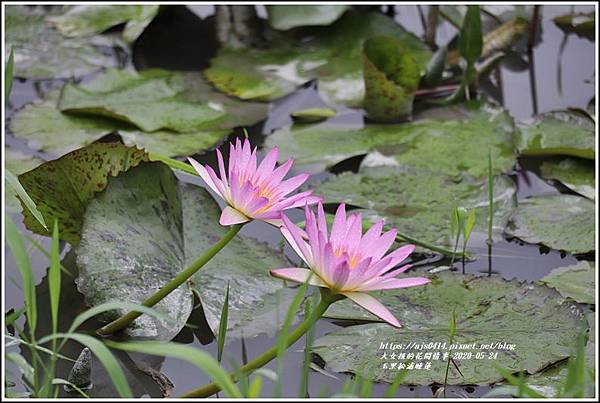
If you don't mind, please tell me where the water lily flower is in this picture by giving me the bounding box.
[188,138,321,226]
[270,202,431,327]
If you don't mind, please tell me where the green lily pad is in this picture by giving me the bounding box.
[5,5,116,79]
[182,183,298,341]
[47,5,160,44]
[17,141,148,244]
[266,5,349,30]
[540,261,595,304]
[313,272,587,385]
[516,110,595,160]
[5,148,45,212]
[313,165,516,251]
[362,36,420,121]
[291,107,337,122]
[268,101,516,179]
[75,162,191,340]
[506,194,595,254]
[539,158,595,200]
[58,69,226,133]
[204,10,431,106]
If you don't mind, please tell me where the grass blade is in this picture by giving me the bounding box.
[107,340,241,398]
[487,149,494,244]
[5,46,14,99]
[6,218,37,336]
[217,281,230,363]
[49,220,61,335]
[561,331,587,397]
[5,307,26,327]
[299,296,314,398]
[384,367,410,397]
[51,378,91,398]
[494,366,544,398]
[147,152,197,176]
[6,170,48,230]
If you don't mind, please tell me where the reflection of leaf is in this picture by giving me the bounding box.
[362,36,420,122]
[5,5,116,79]
[204,10,430,106]
[182,183,298,341]
[268,101,516,179]
[266,5,349,30]
[313,166,516,251]
[313,272,587,385]
[539,158,595,200]
[47,5,160,44]
[75,162,192,340]
[506,195,595,254]
[516,110,595,160]
[18,141,148,244]
[540,261,595,304]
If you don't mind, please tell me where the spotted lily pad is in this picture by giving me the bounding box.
[204,10,430,106]
[18,141,148,244]
[5,5,116,79]
[313,165,516,251]
[313,272,587,385]
[5,148,45,212]
[58,69,226,133]
[266,5,349,30]
[540,261,595,304]
[183,184,297,341]
[539,158,595,200]
[75,162,192,340]
[516,110,595,160]
[506,194,595,254]
[268,101,516,179]
[47,5,160,44]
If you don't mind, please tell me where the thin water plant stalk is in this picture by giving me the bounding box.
[97,223,243,336]
[180,288,343,398]
[442,308,457,397]
[487,149,494,245]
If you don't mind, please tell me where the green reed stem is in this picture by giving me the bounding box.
[97,224,243,336]
[180,289,342,398]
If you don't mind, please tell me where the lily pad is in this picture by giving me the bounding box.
[313,165,516,251]
[58,69,226,133]
[291,107,337,122]
[5,5,116,79]
[540,261,595,304]
[47,5,160,44]
[506,194,595,254]
[268,101,516,179]
[75,162,192,340]
[18,141,148,244]
[182,183,298,341]
[516,110,595,160]
[266,5,349,30]
[204,10,431,106]
[553,12,595,41]
[313,272,587,385]
[539,158,595,200]
[5,148,45,211]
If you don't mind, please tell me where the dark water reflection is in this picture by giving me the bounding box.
[4,4,595,398]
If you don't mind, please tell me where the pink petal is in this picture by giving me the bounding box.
[219,206,251,226]
[367,228,397,262]
[264,159,293,188]
[255,147,279,185]
[370,244,415,277]
[316,202,328,239]
[270,268,327,287]
[281,215,313,265]
[216,148,228,183]
[359,277,431,292]
[330,203,348,247]
[359,220,384,251]
[188,158,222,197]
[275,173,309,197]
[341,292,401,328]
[343,212,363,255]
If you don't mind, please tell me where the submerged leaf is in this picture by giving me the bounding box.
[18,141,148,244]
[5,5,116,79]
[362,36,420,122]
[540,261,595,304]
[266,5,349,30]
[313,272,587,385]
[539,158,595,200]
[47,5,160,44]
[516,110,595,160]
[506,194,595,254]
[204,10,430,106]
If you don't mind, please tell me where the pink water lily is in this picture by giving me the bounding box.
[188,138,321,226]
[271,202,431,328]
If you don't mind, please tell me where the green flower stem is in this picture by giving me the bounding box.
[97,223,244,336]
[180,289,342,398]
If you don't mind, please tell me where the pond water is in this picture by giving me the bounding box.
[4,4,595,398]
